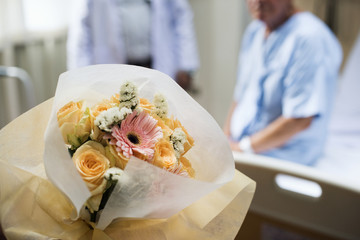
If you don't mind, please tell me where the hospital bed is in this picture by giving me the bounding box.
[234,32,360,240]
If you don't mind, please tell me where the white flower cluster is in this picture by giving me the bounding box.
[153,93,168,119]
[119,81,139,110]
[104,167,124,182]
[95,107,132,132]
[170,128,187,159]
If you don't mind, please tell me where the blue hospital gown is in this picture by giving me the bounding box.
[230,12,343,165]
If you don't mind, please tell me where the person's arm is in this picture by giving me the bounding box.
[230,116,313,153]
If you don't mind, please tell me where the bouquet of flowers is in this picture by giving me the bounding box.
[57,80,197,223]
[0,65,255,239]
[44,65,237,229]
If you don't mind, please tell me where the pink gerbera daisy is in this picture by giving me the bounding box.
[108,110,163,161]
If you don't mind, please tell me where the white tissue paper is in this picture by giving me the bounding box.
[43,64,234,230]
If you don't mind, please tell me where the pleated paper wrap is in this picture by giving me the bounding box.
[0,65,255,239]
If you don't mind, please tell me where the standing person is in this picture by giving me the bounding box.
[67,0,199,91]
[223,0,342,165]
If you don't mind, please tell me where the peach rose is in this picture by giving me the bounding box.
[152,115,173,139]
[90,99,112,141]
[92,101,110,119]
[73,141,110,196]
[57,101,91,148]
[91,94,120,118]
[153,138,177,170]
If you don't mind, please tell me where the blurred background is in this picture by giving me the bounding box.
[0,0,359,128]
[1,1,360,239]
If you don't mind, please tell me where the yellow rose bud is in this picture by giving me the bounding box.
[76,108,91,135]
[57,101,91,148]
[105,144,129,170]
[73,141,110,196]
[90,124,106,144]
[57,101,83,126]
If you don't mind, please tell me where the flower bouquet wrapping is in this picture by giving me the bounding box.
[0,65,255,239]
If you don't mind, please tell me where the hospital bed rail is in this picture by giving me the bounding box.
[233,151,360,240]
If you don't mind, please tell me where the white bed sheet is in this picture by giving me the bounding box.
[314,142,360,186]
[314,31,360,186]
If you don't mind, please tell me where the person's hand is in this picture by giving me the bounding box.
[175,70,192,91]
[223,124,231,138]
[229,140,243,152]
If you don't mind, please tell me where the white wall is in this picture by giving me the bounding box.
[189,0,251,126]
[22,0,72,33]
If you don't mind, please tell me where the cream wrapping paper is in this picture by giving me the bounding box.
[0,65,256,239]
[43,65,236,229]
[0,98,255,239]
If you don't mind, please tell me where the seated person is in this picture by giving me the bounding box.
[223,0,342,165]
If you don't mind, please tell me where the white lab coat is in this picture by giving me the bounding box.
[67,0,199,79]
